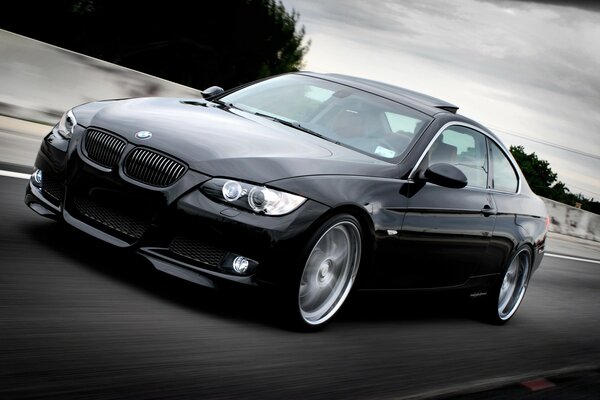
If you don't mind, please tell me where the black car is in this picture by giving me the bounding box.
[25,72,548,328]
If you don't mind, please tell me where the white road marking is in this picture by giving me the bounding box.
[546,253,600,265]
[0,169,30,180]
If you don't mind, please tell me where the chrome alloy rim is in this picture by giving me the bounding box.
[298,221,361,325]
[497,249,531,320]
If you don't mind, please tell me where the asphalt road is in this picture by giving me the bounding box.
[1,174,599,400]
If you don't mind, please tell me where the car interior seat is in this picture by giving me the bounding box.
[429,141,457,164]
[331,109,365,139]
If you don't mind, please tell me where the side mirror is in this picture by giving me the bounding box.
[421,163,467,189]
[201,86,225,99]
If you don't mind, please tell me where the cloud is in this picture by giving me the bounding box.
[283,0,600,199]
[491,0,600,12]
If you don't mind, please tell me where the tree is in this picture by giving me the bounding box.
[509,145,558,199]
[0,0,310,90]
[510,145,599,213]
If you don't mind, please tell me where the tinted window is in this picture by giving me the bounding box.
[220,75,432,163]
[427,126,488,188]
[385,112,425,137]
[490,141,518,192]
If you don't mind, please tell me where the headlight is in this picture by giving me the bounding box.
[56,109,77,139]
[202,178,306,216]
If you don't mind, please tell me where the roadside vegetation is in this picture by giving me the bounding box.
[1,0,309,90]
[511,146,599,213]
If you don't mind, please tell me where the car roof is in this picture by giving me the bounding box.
[298,72,459,117]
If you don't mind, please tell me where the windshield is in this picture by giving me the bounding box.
[218,74,432,163]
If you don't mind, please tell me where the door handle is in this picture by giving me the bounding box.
[481,205,497,216]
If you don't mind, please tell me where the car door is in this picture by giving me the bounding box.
[377,124,497,289]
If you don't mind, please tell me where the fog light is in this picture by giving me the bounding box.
[232,256,249,274]
[32,169,43,185]
[220,254,258,276]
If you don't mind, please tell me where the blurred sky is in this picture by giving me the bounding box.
[281,0,600,200]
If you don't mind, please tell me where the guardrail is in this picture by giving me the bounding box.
[542,198,600,242]
[0,29,202,125]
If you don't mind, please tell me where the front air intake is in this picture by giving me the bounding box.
[124,148,186,187]
[169,236,227,267]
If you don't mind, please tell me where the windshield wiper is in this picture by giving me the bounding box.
[212,99,237,109]
[252,112,337,143]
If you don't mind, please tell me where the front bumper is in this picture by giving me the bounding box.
[25,126,329,289]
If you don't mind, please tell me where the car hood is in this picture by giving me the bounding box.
[78,97,397,183]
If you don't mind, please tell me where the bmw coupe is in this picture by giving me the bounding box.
[25,72,548,328]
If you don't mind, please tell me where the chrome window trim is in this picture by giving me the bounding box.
[408,121,522,195]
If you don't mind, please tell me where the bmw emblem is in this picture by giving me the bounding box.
[135,131,152,140]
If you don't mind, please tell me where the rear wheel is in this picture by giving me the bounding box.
[293,214,362,329]
[478,247,532,324]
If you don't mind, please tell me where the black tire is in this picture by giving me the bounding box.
[284,213,363,330]
[477,246,533,325]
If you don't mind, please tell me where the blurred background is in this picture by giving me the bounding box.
[0,0,598,213]
[1,2,599,399]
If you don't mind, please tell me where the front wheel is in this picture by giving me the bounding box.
[478,247,532,324]
[293,214,362,329]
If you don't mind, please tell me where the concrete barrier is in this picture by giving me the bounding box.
[0,29,202,125]
[543,198,600,242]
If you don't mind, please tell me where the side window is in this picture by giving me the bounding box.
[490,141,519,193]
[427,126,488,188]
